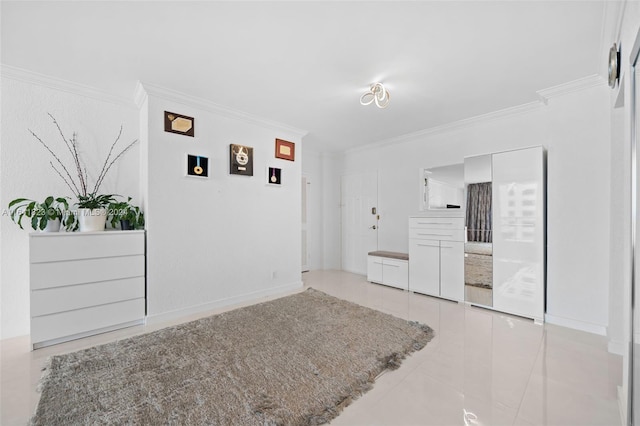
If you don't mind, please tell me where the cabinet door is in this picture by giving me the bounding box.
[383,259,408,290]
[440,241,464,301]
[492,147,544,320]
[409,240,440,296]
[367,256,383,284]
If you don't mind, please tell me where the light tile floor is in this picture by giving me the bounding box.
[0,270,623,425]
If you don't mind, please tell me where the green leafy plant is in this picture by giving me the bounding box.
[108,197,144,230]
[77,193,118,210]
[8,196,77,231]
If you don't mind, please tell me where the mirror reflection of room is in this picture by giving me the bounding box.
[421,163,464,210]
[464,154,493,306]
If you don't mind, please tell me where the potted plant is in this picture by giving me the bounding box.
[76,193,118,232]
[8,196,77,232]
[108,197,144,230]
[27,114,138,232]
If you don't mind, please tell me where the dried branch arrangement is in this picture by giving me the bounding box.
[29,114,138,207]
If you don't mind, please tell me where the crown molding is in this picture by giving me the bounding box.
[135,81,308,138]
[346,74,607,156]
[537,74,607,104]
[133,81,148,109]
[345,101,545,155]
[0,64,135,108]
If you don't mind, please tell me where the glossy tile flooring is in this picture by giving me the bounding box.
[1,270,623,425]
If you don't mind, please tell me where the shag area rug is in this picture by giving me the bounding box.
[32,288,434,425]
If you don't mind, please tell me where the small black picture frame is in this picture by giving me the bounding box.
[267,167,282,185]
[187,154,208,177]
[165,111,195,137]
[230,144,253,176]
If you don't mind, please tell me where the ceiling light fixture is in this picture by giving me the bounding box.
[360,82,390,108]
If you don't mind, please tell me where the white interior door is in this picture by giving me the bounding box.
[341,172,378,275]
[301,174,310,272]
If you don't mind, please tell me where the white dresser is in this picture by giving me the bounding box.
[409,214,465,302]
[29,230,146,349]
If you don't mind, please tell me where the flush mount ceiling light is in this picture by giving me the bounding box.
[360,82,390,108]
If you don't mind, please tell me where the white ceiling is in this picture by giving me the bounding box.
[1,1,607,152]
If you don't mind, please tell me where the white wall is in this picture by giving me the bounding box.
[0,72,140,339]
[138,85,304,320]
[329,84,612,335]
[301,149,323,271]
[341,106,549,254]
[321,152,343,270]
[608,103,627,356]
[545,85,611,333]
[0,73,307,337]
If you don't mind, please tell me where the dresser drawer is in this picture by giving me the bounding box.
[31,255,145,290]
[30,231,145,263]
[31,277,145,317]
[409,217,464,229]
[31,298,145,344]
[409,228,465,241]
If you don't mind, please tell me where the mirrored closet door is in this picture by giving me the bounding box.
[463,147,545,323]
[464,154,493,307]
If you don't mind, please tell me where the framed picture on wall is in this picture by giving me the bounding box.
[164,111,195,137]
[267,167,282,185]
[186,154,208,177]
[230,144,253,176]
[275,139,295,161]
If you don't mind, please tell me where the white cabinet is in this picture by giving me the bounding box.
[367,256,383,283]
[409,215,464,301]
[492,146,545,322]
[30,231,146,349]
[367,251,409,290]
[408,240,440,295]
[440,241,465,300]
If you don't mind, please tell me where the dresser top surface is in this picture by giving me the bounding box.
[410,211,464,218]
[30,230,145,238]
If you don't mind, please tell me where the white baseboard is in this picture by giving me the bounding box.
[146,281,304,325]
[32,319,145,350]
[608,339,625,356]
[544,314,607,336]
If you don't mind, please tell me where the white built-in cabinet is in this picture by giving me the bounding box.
[29,231,146,349]
[367,251,409,290]
[408,215,465,302]
[491,146,545,322]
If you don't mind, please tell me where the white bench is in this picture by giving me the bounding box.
[367,251,409,291]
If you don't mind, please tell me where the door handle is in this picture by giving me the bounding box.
[369,225,377,230]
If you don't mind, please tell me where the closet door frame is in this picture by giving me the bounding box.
[628,25,640,426]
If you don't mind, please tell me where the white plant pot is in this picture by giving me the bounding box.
[77,208,107,232]
[41,218,61,232]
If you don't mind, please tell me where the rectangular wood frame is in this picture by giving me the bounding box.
[275,139,295,161]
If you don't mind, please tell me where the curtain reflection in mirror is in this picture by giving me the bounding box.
[466,182,492,242]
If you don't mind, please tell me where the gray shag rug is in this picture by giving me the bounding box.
[32,288,434,425]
